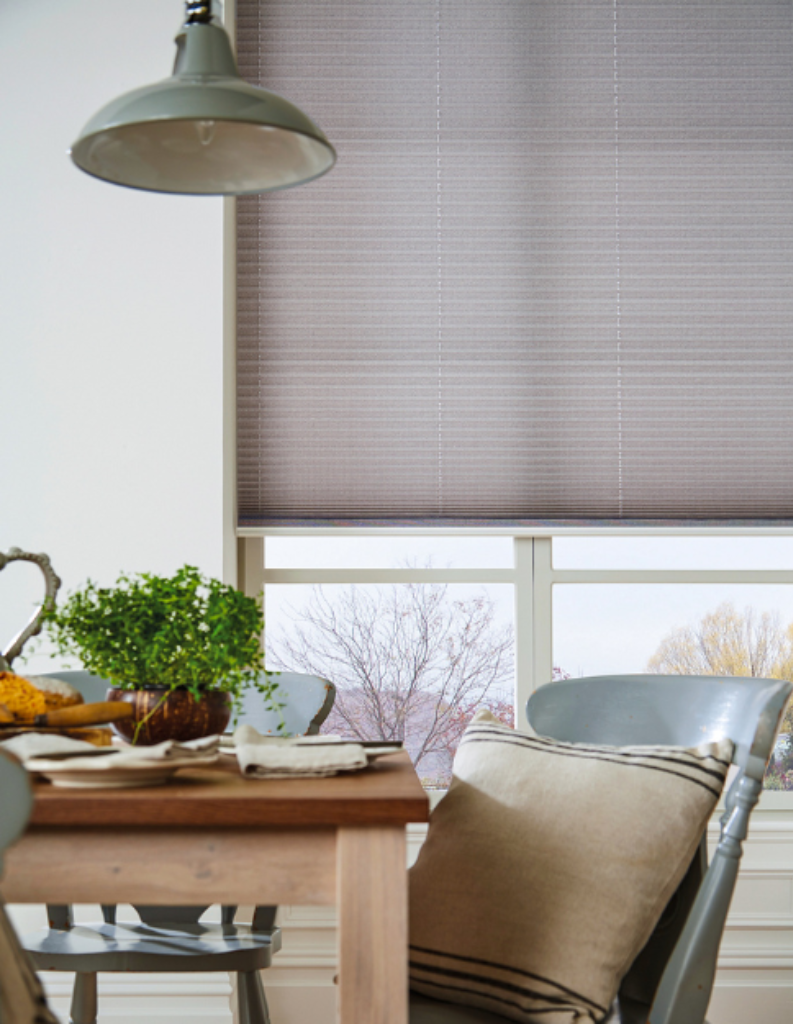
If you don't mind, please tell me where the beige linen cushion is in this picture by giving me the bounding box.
[409,710,733,1023]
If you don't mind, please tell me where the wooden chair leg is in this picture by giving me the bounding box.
[70,973,98,1024]
[237,970,271,1024]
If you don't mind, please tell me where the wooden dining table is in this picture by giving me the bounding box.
[0,750,430,1024]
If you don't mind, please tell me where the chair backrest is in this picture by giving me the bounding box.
[39,670,336,738]
[527,673,791,782]
[0,750,32,875]
[526,674,792,1024]
[0,752,59,1024]
[239,671,336,736]
[38,670,109,705]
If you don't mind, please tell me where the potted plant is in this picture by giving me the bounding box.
[44,565,278,744]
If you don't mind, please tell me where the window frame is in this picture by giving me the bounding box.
[234,530,791,806]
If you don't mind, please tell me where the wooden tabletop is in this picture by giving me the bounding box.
[29,750,430,829]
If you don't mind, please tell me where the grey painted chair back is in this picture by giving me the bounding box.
[0,752,59,1024]
[0,752,32,880]
[527,674,792,1024]
[527,674,790,783]
[38,670,108,705]
[239,671,336,736]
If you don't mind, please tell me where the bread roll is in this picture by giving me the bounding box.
[25,675,85,711]
[0,672,48,718]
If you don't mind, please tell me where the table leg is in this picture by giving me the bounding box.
[337,825,408,1024]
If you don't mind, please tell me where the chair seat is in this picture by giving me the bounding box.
[24,921,281,974]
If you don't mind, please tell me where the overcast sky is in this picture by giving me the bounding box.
[263,536,793,681]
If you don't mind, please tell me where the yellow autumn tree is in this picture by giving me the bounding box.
[647,602,793,735]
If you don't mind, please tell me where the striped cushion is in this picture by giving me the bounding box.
[409,710,732,1023]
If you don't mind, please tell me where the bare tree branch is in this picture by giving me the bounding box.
[268,582,514,777]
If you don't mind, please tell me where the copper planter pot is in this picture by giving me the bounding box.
[107,687,231,745]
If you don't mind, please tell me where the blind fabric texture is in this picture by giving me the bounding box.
[236,0,793,526]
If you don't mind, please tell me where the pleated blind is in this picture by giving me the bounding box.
[236,0,793,527]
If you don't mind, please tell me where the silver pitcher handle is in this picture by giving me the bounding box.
[0,549,62,671]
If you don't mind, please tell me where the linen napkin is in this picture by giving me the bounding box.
[0,733,98,762]
[233,724,368,778]
[0,733,220,771]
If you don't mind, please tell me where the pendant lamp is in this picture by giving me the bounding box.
[70,1,336,196]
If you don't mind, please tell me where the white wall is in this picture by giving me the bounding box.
[1,5,230,1018]
[0,0,225,673]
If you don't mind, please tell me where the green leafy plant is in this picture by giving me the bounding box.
[45,565,278,715]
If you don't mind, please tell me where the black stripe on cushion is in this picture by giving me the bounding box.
[459,733,726,798]
[410,974,587,1020]
[410,945,608,1015]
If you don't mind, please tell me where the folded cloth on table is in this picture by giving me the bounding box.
[0,732,219,770]
[0,733,97,762]
[233,724,368,778]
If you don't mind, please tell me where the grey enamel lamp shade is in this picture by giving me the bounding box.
[70,19,336,196]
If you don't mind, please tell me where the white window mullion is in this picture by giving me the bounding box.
[238,536,264,599]
[532,538,554,697]
[238,536,266,657]
[514,536,534,726]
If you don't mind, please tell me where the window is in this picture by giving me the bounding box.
[249,536,514,786]
[239,534,793,792]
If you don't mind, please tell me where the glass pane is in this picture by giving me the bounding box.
[265,583,514,787]
[265,536,513,570]
[554,536,793,571]
[553,584,793,791]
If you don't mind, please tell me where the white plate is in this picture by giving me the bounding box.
[29,753,220,789]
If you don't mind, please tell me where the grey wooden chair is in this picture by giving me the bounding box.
[21,670,335,1024]
[0,751,31,878]
[410,673,792,1024]
[0,749,59,1024]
